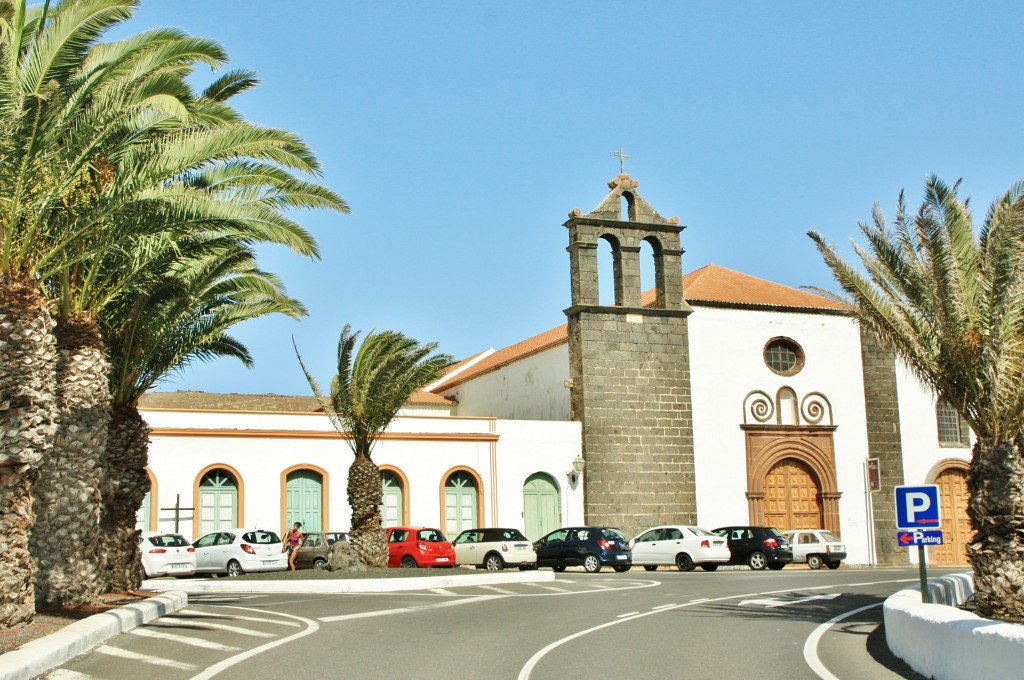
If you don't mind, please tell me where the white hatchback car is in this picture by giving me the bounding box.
[780,529,846,569]
[192,528,288,577]
[139,532,196,578]
[452,527,537,571]
[630,525,731,571]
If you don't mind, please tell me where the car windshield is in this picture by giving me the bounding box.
[766,528,785,540]
[418,529,446,542]
[600,528,626,540]
[689,527,717,537]
[242,531,280,544]
[820,531,842,542]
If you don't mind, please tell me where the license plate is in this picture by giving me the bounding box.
[435,557,450,562]
[616,554,627,560]
[261,560,277,566]
[169,563,189,570]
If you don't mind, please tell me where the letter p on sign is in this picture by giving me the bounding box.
[895,485,942,530]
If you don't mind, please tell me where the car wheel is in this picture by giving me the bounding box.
[484,553,504,572]
[767,563,786,570]
[583,554,602,573]
[807,554,823,570]
[552,565,566,572]
[700,564,718,572]
[826,561,841,570]
[612,564,631,573]
[675,553,695,572]
[313,557,328,571]
[643,565,658,572]
[747,552,768,570]
[226,560,244,577]
[401,556,418,568]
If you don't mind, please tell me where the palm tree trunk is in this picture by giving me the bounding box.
[966,438,1024,621]
[347,453,387,568]
[0,277,58,627]
[30,315,109,607]
[102,403,150,592]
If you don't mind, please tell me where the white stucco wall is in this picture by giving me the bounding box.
[141,408,581,542]
[444,344,571,421]
[687,306,875,564]
[894,360,972,485]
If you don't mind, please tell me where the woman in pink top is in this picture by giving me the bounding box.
[286,521,303,570]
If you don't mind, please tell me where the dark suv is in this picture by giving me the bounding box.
[711,526,793,570]
[534,526,632,573]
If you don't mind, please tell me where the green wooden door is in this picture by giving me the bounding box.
[381,471,403,528]
[199,469,237,535]
[444,472,477,537]
[286,469,323,531]
[523,473,560,540]
[137,489,151,531]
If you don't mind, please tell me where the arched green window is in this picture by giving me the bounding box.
[523,473,560,540]
[286,469,323,531]
[198,469,238,534]
[380,471,404,527]
[444,471,477,537]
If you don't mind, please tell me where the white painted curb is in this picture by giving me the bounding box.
[884,572,1024,680]
[0,591,188,680]
[150,569,555,594]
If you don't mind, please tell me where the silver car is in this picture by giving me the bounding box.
[780,529,846,569]
[192,528,288,577]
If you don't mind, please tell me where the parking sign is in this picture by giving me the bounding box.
[895,485,941,530]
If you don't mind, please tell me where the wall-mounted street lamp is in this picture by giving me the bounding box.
[567,454,586,485]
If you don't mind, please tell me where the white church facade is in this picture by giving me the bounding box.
[138,174,973,567]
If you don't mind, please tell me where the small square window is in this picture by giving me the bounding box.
[936,399,970,447]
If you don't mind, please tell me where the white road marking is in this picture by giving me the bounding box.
[45,670,92,679]
[430,588,458,595]
[653,603,678,610]
[585,583,613,589]
[186,607,319,680]
[156,617,276,638]
[95,645,197,670]
[129,627,240,651]
[479,585,519,595]
[803,602,882,680]
[318,594,504,623]
[518,577,919,679]
[175,610,301,627]
[617,612,640,618]
[739,594,839,608]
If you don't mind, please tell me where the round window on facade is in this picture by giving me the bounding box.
[764,337,804,376]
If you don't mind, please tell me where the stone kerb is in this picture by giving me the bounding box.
[883,573,1024,680]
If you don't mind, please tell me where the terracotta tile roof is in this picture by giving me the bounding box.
[432,325,569,392]
[139,389,451,413]
[433,264,848,391]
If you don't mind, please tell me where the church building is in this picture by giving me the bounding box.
[138,173,973,567]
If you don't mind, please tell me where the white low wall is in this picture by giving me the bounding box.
[884,573,1024,679]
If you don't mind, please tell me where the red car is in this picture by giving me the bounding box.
[386,526,456,568]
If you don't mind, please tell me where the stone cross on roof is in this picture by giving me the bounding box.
[614,148,630,174]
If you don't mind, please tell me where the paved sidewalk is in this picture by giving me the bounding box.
[0,570,553,680]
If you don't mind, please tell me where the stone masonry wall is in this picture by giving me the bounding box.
[860,326,907,566]
[569,310,697,539]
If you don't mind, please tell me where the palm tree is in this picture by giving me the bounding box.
[101,236,310,590]
[296,326,452,567]
[808,175,1024,620]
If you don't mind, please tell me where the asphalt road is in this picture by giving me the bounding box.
[45,566,950,680]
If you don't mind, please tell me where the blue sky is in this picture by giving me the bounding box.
[127,1,1023,396]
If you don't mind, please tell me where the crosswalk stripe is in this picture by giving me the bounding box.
[95,645,197,670]
[478,585,518,595]
[45,670,92,679]
[429,588,457,596]
[129,627,240,651]
[175,609,301,627]
[155,618,276,638]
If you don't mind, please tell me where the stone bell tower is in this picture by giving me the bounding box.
[564,172,697,537]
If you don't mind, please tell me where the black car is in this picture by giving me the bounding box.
[711,525,793,570]
[533,526,632,573]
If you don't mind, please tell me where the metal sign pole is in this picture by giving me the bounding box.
[918,544,930,604]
